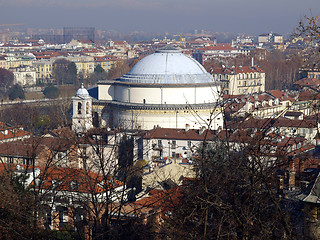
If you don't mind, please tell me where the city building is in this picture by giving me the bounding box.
[211,65,265,95]
[84,46,223,131]
[11,65,37,86]
[193,44,241,64]
[32,59,54,84]
[258,33,283,44]
[94,56,119,73]
[63,27,95,43]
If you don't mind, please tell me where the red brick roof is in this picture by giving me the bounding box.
[0,122,30,142]
[294,78,320,87]
[298,90,320,101]
[211,66,264,74]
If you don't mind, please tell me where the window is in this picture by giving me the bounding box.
[70,181,78,190]
[57,153,63,161]
[86,101,89,114]
[78,102,82,114]
[158,140,162,148]
[172,140,177,149]
[188,141,192,148]
[24,158,33,165]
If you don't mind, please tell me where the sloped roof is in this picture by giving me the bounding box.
[298,169,320,203]
[142,127,216,141]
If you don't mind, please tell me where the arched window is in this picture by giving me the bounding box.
[78,102,82,114]
[86,101,89,114]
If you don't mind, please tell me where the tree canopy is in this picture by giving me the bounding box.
[0,68,14,99]
[43,85,60,99]
[8,84,25,100]
[53,59,78,85]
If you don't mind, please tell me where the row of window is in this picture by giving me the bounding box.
[157,140,192,148]
[238,80,261,87]
[238,73,260,79]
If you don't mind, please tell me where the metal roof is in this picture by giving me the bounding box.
[119,47,214,84]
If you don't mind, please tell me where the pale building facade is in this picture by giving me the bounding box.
[92,46,223,131]
[11,65,37,86]
[72,84,93,133]
[211,66,265,95]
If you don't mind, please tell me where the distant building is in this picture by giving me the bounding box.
[31,34,64,44]
[32,59,54,84]
[193,44,241,64]
[11,65,37,86]
[299,67,320,80]
[211,65,265,95]
[258,33,283,44]
[63,27,95,44]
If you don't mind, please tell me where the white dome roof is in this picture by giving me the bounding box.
[119,46,213,84]
[76,83,90,98]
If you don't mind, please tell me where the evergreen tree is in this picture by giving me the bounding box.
[8,84,25,100]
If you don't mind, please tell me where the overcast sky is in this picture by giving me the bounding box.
[0,0,320,35]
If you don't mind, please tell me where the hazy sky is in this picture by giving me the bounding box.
[0,0,320,35]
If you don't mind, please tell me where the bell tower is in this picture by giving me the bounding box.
[72,83,93,133]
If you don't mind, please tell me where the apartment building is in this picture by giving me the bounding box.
[211,65,265,95]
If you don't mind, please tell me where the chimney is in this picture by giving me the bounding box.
[185,124,190,132]
[251,57,254,67]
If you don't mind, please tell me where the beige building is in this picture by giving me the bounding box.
[211,66,265,95]
[258,33,283,44]
[53,55,95,78]
[11,65,37,86]
[32,59,54,84]
[0,52,35,70]
[94,56,119,73]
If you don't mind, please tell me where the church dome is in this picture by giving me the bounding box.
[119,46,213,84]
[76,83,90,98]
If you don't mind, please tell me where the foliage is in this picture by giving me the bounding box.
[8,84,25,100]
[0,171,45,239]
[43,85,61,99]
[0,68,14,99]
[164,137,295,239]
[204,50,302,90]
[53,59,78,85]
[107,59,139,80]
[295,11,320,43]
[85,69,108,86]
[94,64,105,73]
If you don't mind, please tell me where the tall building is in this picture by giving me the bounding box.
[63,27,95,43]
[85,46,223,131]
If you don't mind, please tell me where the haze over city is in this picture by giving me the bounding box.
[1,0,320,34]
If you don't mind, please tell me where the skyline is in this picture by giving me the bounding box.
[0,0,320,35]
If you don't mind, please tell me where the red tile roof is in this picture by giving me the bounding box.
[142,128,216,141]
[197,45,237,51]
